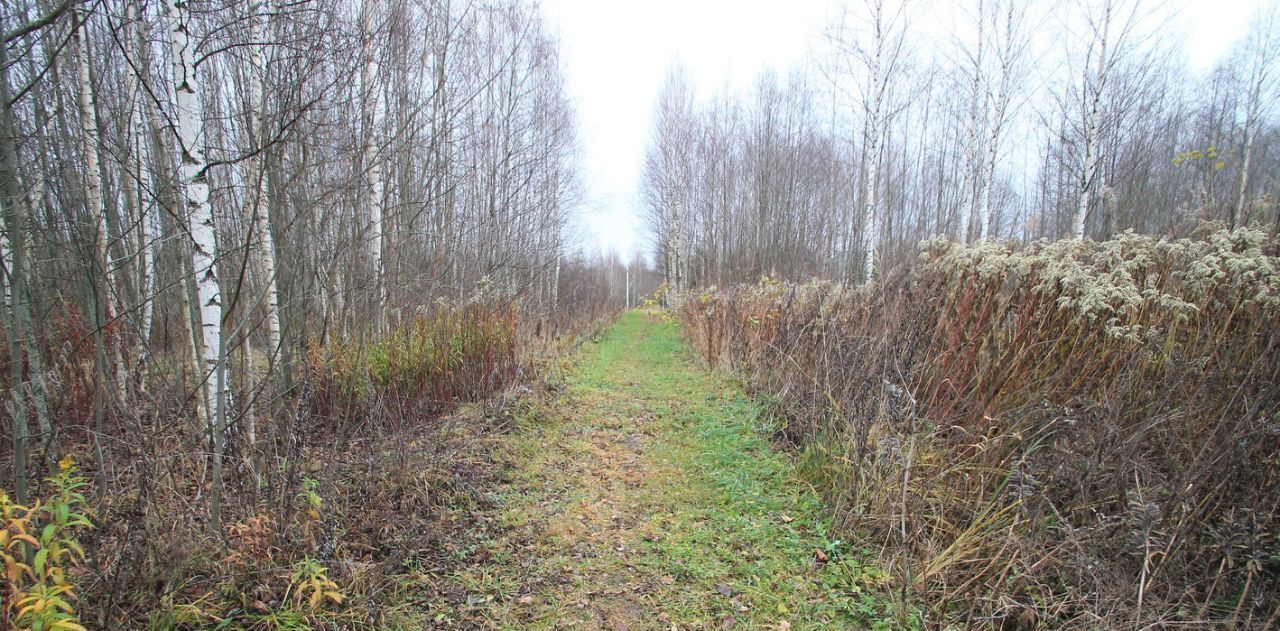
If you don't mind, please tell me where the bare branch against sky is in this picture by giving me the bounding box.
[542,0,1270,262]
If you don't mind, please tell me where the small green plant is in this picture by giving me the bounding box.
[1,456,94,631]
[286,556,344,611]
[296,477,323,522]
[295,478,325,550]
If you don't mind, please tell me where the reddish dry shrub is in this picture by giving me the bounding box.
[28,299,611,627]
[304,302,519,434]
[683,227,1280,628]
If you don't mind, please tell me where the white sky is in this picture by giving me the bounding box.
[541,0,1268,263]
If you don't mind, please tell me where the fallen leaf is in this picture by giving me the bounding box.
[814,548,828,563]
[721,615,738,629]
[714,583,734,597]
[517,595,534,605]
[660,576,675,585]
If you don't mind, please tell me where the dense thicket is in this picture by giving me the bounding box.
[682,228,1280,628]
[645,0,1280,294]
[0,0,618,625]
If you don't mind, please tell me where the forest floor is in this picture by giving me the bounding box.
[413,310,910,630]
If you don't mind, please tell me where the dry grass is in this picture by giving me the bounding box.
[681,227,1280,629]
[0,298,613,628]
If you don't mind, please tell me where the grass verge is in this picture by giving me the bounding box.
[423,310,914,630]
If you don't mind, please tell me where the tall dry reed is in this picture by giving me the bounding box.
[683,227,1280,628]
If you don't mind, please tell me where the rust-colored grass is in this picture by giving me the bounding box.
[681,227,1280,629]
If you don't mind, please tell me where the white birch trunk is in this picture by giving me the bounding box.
[666,173,686,308]
[360,0,386,325]
[958,0,985,244]
[978,55,1011,242]
[1233,7,1276,228]
[75,8,127,394]
[1,203,9,310]
[977,129,998,241]
[1074,0,1111,241]
[125,0,156,389]
[1234,57,1265,228]
[169,0,226,444]
[861,137,878,284]
[552,236,561,311]
[243,0,282,454]
[1074,113,1099,241]
[862,51,884,284]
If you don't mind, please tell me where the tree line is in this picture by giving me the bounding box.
[645,0,1280,298]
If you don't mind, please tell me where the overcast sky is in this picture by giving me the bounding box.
[540,0,1268,264]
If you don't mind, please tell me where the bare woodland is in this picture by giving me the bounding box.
[0,0,644,625]
[1,0,1278,627]
[645,0,1279,294]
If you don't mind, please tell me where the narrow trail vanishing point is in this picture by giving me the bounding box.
[432,310,909,630]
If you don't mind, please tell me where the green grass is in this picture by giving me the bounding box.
[431,310,916,629]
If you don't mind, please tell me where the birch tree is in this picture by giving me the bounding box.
[242,0,282,456]
[644,67,696,306]
[956,0,986,244]
[168,0,229,526]
[360,0,386,328]
[123,0,157,392]
[0,12,31,503]
[830,0,912,282]
[74,3,129,412]
[1067,0,1147,240]
[975,0,1031,241]
[1231,3,1279,228]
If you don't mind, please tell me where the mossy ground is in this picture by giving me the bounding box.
[412,310,913,629]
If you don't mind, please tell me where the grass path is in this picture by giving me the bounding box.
[433,311,909,630]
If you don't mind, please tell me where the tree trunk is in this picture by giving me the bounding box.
[245,0,282,460]
[169,0,228,529]
[360,0,386,329]
[1074,0,1111,241]
[75,7,128,412]
[0,33,31,503]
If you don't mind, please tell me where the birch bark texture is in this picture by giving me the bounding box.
[168,0,227,434]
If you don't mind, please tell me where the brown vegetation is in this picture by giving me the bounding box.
[681,227,1280,628]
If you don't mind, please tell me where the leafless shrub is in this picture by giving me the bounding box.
[683,227,1280,628]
